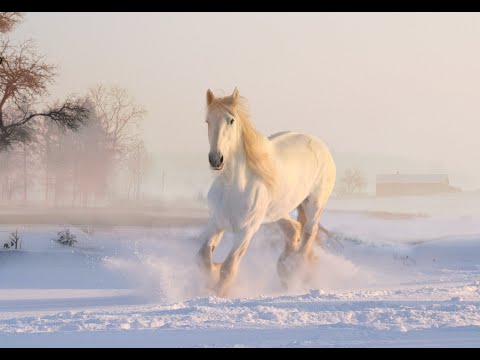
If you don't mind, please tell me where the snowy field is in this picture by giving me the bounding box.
[0,198,479,347]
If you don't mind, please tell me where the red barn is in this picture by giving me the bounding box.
[376,174,460,197]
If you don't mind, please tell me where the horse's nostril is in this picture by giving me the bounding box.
[209,153,223,168]
[208,153,216,165]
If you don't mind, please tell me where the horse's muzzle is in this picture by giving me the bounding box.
[209,152,224,170]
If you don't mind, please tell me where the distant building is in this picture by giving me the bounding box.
[376,173,460,197]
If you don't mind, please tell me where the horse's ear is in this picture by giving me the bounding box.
[207,89,215,106]
[232,87,239,100]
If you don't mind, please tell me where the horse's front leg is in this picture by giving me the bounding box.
[215,227,257,297]
[196,221,225,287]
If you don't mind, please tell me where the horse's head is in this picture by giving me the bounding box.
[205,87,242,171]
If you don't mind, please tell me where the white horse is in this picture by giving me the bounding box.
[197,88,336,297]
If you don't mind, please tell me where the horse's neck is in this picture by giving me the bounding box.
[220,145,250,191]
[220,131,270,193]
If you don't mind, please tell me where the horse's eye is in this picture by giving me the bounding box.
[230,118,235,125]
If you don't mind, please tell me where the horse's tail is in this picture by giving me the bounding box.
[317,224,343,249]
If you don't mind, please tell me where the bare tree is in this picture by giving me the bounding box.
[87,85,146,160]
[69,100,109,206]
[125,140,151,201]
[0,12,23,33]
[34,118,55,202]
[0,149,20,201]
[39,121,72,206]
[0,36,89,151]
[336,168,367,197]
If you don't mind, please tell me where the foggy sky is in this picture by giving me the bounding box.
[12,13,480,191]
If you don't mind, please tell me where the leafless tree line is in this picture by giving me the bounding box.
[0,13,150,206]
[0,85,150,206]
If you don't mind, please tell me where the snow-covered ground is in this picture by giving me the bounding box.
[0,200,479,347]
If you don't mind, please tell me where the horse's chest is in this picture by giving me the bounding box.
[208,183,268,231]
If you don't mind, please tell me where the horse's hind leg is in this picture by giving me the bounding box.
[298,195,328,264]
[297,204,307,229]
[299,203,330,247]
[276,216,302,288]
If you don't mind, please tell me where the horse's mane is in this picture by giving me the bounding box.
[209,96,277,193]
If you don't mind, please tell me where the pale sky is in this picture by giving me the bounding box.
[11,12,480,192]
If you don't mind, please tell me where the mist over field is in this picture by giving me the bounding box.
[6,12,480,199]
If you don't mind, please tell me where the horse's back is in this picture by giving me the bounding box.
[268,131,333,163]
[269,130,324,145]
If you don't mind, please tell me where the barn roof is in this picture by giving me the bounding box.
[376,174,449,184]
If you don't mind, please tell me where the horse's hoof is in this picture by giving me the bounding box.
[214,283,229,298]
[308,252,319,265]
[279,278,289,291]
[196,260,222,291]
[277,252,304,289]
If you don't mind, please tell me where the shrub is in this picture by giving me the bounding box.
[56,227,77,246]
